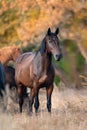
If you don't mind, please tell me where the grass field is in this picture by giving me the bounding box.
[0,84,87,130]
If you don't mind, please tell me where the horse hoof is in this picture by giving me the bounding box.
[19,107,22,113]
[20,110,22,113]
[48,109,51,113]
[35,109,38,114]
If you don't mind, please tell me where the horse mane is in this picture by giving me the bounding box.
[38,37,46,55]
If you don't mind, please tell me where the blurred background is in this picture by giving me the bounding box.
[0,1,87,130]
[0,0,87,88]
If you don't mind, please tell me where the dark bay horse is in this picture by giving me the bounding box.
[15,28,62,113]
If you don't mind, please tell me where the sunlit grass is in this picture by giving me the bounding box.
[0,86,87,130]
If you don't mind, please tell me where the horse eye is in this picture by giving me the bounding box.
[49,40,52,43]
[49,39,54,44]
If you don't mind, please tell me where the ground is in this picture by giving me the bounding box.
[0,84,87,130]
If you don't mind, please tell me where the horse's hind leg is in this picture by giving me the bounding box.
[34,89,39,113]
[18,84,24,113]
[46,85,54,112]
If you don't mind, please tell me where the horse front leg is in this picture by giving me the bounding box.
[18,84,24,113]
[29,88,35,114]
[46,84,54,112]
[34,88,40,113]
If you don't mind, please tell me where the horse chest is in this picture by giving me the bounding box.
[39,67,55,88]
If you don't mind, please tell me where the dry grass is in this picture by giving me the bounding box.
[0,85,87,130]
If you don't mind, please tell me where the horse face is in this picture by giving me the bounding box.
[12,45,22,61]
[46,28,62,61]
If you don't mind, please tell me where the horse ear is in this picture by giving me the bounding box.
[47,28,51,35]
[40,39,46,55]
[55,28,59,35]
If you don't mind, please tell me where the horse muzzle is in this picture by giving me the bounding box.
[54,54,62,61]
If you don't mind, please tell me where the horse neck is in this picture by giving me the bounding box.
[39,37,52,73]
[41,52,52,73]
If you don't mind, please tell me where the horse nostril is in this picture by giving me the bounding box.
[56,54,59,58]
[56,54,62,61]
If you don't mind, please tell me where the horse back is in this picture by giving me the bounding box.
[15,52,35,87]
[16,52,35,64]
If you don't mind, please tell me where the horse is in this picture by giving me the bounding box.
[0,62,5,97]
[15,28,62,114]
[0,45,22,66]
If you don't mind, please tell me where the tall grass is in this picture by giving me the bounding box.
[0,85,87,130]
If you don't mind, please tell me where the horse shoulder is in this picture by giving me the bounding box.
[16,52,35,64]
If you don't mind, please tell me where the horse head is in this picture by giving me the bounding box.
[11,45,22,61]
[40,28,62,61]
